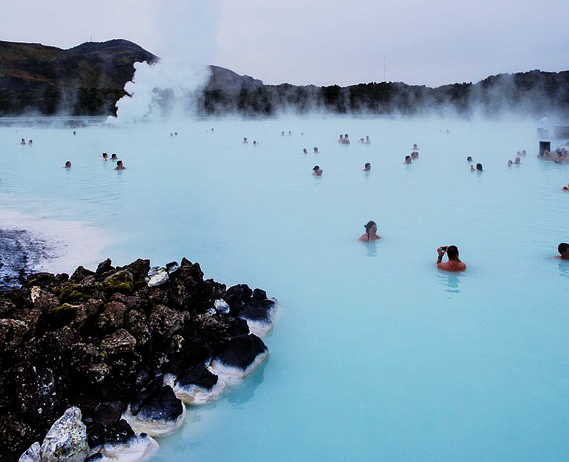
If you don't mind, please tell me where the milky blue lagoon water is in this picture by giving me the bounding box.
[1,115,569,461]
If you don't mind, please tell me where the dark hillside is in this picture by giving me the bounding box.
[0,39,568,118]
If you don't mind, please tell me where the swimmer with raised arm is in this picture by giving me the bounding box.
[557,243,569,260]
[359,221,381,241]
[436,245,466,271]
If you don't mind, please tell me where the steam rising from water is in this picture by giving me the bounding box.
[113,1,221,123]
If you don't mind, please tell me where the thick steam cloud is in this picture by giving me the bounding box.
[113,1,221,123]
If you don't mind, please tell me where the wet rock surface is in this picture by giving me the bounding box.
[0,257,275,461]
[0,229,52,291]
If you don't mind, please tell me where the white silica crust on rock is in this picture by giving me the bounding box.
[241,298,279,338]
[121,404,186,438]
[39,406,89,462]
[214,299,230,314]
[87,433,159,461]
[210,350,269,384]
[173,375,227,405]
[18,442,41,462]
[145,267,169,287]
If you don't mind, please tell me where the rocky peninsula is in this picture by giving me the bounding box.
[0,257,277,461]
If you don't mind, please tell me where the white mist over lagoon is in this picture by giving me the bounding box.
[1,115,569,461]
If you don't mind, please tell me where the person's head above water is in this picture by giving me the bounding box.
[359,220,380,241]
[364,220,376,233]
[312,165,322,175]
[476,163,483,171]
[467,156,473,162]
[364,162,371,171]
[558,242,569,259]
[64,161,71,168]
[446,245,459,260]
[405,155,412,164]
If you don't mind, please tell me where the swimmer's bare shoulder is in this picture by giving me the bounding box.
[437,261,466,271]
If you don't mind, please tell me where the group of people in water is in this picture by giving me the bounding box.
[404,144,420,164]
[357,220,466,271]
[543,146,569,163]
[63,152,125,170]
[102,152,126,170]
[358,220,568,271]
[64,155,125,170]
[338,133,372,145]
[18,137,126,170]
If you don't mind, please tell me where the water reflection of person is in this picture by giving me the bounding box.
[558,260,569,279]
[438,272,461,293]
[359,221,380,241]
[364,240,378,257]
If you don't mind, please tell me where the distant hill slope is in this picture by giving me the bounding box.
[0,40,264,115]
[0,39,158,90]
[0,39,568,118]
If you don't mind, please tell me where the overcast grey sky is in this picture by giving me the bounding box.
[2,0,568,87]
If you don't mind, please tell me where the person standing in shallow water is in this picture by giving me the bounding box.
[436,245,466,271]
[359,221,380,241]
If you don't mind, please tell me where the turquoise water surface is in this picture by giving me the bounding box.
[1,115,568,461]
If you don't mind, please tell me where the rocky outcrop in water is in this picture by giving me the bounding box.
[0,257,277,461]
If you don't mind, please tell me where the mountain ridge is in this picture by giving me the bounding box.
[0,39,568,118]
